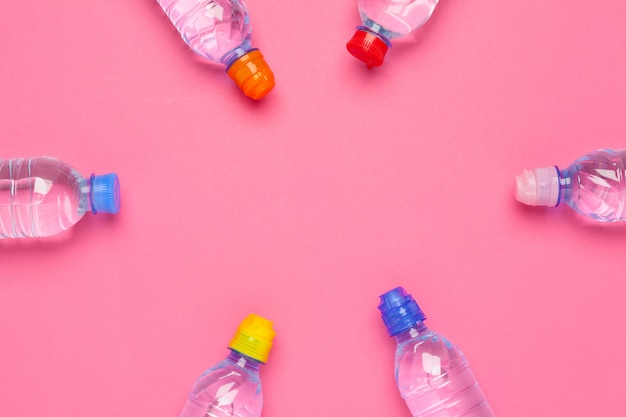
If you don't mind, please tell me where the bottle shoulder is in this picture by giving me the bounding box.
[563,149,626,221]
[194,358,261,389]
[185,357,264,417]
[395,329,468,394]
[396,329,465,362]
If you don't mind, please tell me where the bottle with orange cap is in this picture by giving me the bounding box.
[179,314,275,417]
[346,0,439,69]
[156,0,275,100]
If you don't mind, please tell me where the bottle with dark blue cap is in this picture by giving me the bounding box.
[0,156,121,238]
[378,287,495,417]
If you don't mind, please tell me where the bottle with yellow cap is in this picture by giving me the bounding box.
[179,314,275,417]
[156,0,275,100]
[346,0,439,69]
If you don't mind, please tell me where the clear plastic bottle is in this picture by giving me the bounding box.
[515,148,626,222]
[346,0,439,68]
[180,314,275,417]
[156,0,274,100]
[0,157,120,239]
[378,287,495,417]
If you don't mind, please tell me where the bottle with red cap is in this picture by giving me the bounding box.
[346,0,439,68]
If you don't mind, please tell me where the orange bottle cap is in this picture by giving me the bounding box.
[227,50,275,100]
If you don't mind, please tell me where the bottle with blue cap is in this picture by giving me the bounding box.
[378,287,495,417]
[0,156,120,239]
[180,314,275,417]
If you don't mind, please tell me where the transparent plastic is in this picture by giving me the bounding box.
[0,157,120,239]
[358,0,439,40]
[558,149,626,222]
[394,324,495,417]
[180,351,264,417]
[156,0,252,66]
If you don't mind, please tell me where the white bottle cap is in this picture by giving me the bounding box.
[515,166,560,207]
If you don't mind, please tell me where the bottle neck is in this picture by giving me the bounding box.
[556,167,572,206]
[226,349,263,371]
[393,321,428,343]
[222,43,254,69]
[356,24,391,48]
[85,176,97,214]
[356,22,393,45]
[77,182,90,215]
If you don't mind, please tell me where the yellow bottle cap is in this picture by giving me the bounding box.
[228,314,275,363]
[227,50,275,100]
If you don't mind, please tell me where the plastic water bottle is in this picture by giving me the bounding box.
[180,314,275,417]
[515,148,626,222]
[156,0,274,100]
[378,287,495,417]
[346,0,439,68]
[0,157,120,239]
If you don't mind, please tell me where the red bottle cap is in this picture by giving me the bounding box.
[346,29,389,69]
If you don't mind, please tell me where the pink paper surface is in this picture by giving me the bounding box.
[2,1,626,416]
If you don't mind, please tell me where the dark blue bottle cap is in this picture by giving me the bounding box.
[378,287,426,336]
[90,173,121,214]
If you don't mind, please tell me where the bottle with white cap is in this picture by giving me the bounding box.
[515,148,626,222]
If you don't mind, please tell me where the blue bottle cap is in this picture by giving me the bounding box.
[90,173,121,214]
[378,287,426,336]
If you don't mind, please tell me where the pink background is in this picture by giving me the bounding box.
[2,0,626,416]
